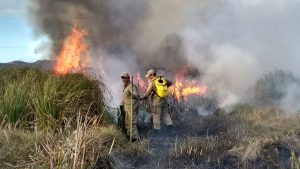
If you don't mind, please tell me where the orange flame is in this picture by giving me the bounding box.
[135,72,207,101]
[136,72,147,93]
[54,24,89,75]
[169,75,207,101]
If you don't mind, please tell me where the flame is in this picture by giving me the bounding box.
[135,72,147,93]
[53,24,89,75]
[169,75,207,101]
[135,71,207,101]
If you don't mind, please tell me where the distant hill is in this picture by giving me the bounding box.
[0,60,54,70]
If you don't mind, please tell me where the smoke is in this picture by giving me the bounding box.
[180,0,300,110]
[28,0,300,111]
[280,83,300,113]
[28,0,189,70]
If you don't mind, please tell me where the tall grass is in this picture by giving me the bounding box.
[0,67,150,168]
[0,68,111,129]
[0,114,149,168]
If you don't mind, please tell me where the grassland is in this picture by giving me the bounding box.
[0,68,299,168]
[0,68,149,168]
[170,105,300,168]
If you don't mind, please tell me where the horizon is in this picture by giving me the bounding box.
[0,0,45,63]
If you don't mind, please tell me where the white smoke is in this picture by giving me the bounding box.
[280,83,300,113]
[97,0,300,110]
[90,49,141,106]
[29,0,300,111]
[176,0,300,109]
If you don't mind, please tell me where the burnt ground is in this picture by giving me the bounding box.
[109,128,185,169]
[104,104,299,169]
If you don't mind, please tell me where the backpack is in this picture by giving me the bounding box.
[154,76,170,98]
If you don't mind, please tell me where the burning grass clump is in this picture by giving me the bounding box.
[0,67,111,129]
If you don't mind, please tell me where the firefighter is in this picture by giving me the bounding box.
[141,69,174,135]
[121,72,139,142]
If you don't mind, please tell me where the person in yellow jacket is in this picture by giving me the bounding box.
[121,72,139,142]
[141,69,173,135]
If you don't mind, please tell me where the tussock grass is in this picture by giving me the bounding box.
[0,68,111,129]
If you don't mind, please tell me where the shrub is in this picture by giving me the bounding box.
[254,70,300,105]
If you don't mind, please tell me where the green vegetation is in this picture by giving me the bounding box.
[0,68,149,168]
[0,68,110,129]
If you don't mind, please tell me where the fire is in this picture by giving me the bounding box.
[53,24,89,75]
[135,72,207,101]
[169,75,207,101]
[136,73,147,92]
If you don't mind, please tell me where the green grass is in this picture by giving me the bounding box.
[0,68,111,129]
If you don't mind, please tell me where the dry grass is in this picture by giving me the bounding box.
[170,104,300,168]
[0,114,149,169]
[229,105,300,166]
[171,134,235,163]
[291,150,300,169]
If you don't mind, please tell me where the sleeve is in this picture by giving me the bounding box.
[130,84,139,99]
[142,82,153,98]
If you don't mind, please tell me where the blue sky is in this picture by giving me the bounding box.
[0,0,42,63]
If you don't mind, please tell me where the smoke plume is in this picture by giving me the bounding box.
[28,0,300,111]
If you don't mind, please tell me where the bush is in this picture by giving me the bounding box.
[254,70,300,105]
